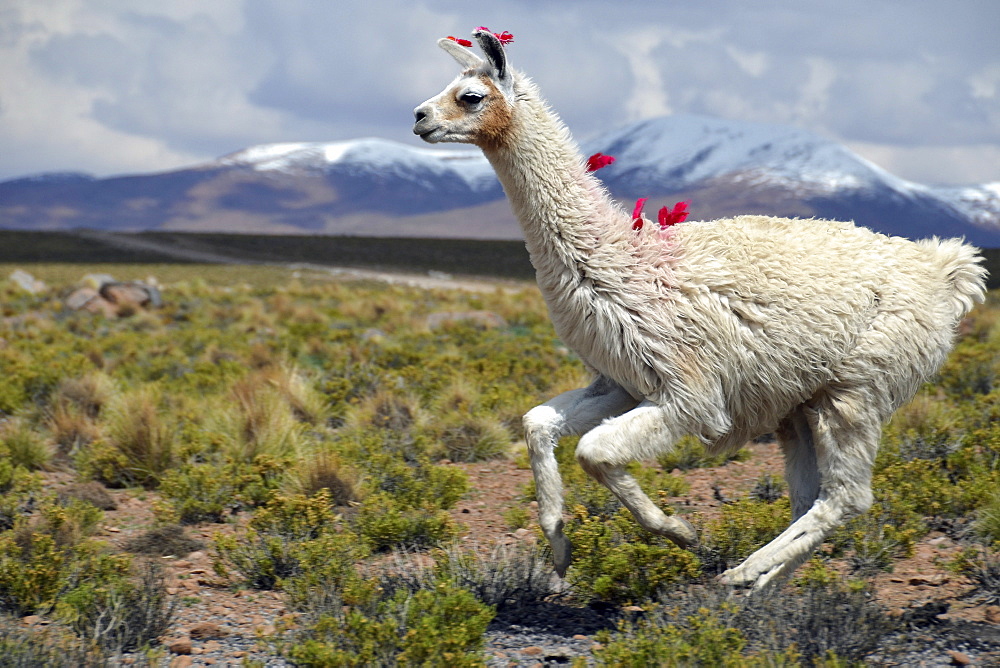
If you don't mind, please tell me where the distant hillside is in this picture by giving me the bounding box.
[0,230,536,281]
[3,229,998,289]
[1,115,997,244]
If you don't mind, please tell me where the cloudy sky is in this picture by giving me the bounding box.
[1,0,997,185]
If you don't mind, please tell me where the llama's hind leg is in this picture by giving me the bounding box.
[575,402,698,547]
[523,376,639,576]
[777,407,821,521]
[720,392,880,589]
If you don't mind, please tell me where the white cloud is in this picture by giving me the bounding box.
[725,46,769,78]
[847,141,1000,186]
[616,28,672,122]
[0,0,997,185]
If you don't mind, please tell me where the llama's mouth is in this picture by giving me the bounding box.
[415,127,444,143]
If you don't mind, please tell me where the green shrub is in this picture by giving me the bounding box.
[951,545,1000,605]
[0,499,125,617]
[156,462,234,524]
[353,492,459,552]
[0,458,40,532]
[0,418,54,471]
[828,503,921,575]
[284,581,494,668]
[592,602,766,668]
[212,490,365,592]
[739,580,898,665]
[57,560,175,654]
[938,340,1000,397]
[698,498,791,576]
[360,450,470,511]
[594,578,894,667]
[502,506,530,530]
[565,506,701,604]
[657,435,750,471]
[431,541,558,611]
[0,620,99,668]
[156,455,287,524]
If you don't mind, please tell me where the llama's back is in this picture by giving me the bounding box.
[656,216,986,443]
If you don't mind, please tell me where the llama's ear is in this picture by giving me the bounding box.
[473,29,508,81]
[437,37,484,69]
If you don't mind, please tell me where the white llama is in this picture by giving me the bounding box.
[413,29,987,588]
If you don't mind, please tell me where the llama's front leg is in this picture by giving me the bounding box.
[721,397,880,589]
[523,377,639,576]
[575,402,698,547]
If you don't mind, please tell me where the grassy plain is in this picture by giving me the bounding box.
[2,261,1000,665]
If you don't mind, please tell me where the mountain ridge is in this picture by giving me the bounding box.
[1,114,997,244]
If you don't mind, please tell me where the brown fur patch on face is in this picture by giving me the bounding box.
[439,93,465,122]
[475,76,513,150]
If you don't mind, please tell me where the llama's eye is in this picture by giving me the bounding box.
[460,92,484,105]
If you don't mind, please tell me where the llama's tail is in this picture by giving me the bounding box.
[919,237,988,322]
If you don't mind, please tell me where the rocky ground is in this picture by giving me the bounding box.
[21,441,1000,667]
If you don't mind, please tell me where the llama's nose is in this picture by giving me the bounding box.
[414,109,427,123]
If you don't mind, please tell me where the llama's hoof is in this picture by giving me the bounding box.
[656,515,699,549]
[717,563,779,589]
[551,534,573,578]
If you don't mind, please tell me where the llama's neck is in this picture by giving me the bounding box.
[481,88,627,288]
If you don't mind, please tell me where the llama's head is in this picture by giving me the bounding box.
[413,29,516,150]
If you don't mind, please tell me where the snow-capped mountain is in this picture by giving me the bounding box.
[219,138,498,193]
[0,115,996,244]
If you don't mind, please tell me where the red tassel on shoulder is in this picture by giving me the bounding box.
[658,201,690,228]
[586,153,616,172]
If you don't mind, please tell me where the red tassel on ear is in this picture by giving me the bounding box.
[446,36,473,47]
[474,27,514,46]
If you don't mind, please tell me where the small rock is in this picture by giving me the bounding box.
[572,634,588,640]
[521,646,544,656]
[9,269,46,295]
[986,605,1000,624]
[170,657,192,668]
[189,621,228,639]
[65,287,101,311]
[514,528,532,539]
[20,615,46,627]
[188,551,207,560]
[947,649,972,665]
[168,638,192,655]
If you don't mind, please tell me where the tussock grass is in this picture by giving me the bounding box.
[0,417,55,471]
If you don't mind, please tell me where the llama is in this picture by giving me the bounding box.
[413,29,987,588]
